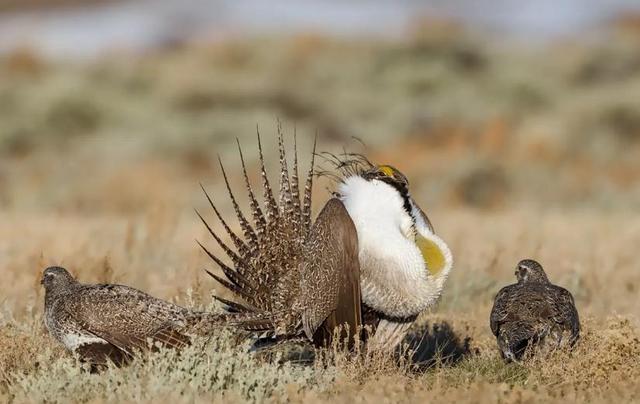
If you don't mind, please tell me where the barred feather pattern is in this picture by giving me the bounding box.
[301,137,317,233]
[199,128,314,336]
[290,128,302,222]
[257,128,280,224]
[236,138,267,245]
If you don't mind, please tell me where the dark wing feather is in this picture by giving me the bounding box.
[75,342,133,371]
[490,285,518,336]
[300,198,362,345]
[550,285,580,344]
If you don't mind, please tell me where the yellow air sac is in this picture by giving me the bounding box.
[416,234,446,276]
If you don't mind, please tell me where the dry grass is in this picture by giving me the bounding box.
[1,207,638,403]
[1,31,640,402]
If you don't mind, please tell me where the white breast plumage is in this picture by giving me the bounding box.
[61,333,108,351]
[339,175,453,318]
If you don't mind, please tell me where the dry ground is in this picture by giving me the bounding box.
[1,31,640,402]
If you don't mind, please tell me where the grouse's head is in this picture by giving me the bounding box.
[360,165,413,214]
[41,266,76,290]
[361,164,409,187]
[515,259,548,284]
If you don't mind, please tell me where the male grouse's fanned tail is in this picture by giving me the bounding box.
[198,126,363,347]
[196,125,318,338]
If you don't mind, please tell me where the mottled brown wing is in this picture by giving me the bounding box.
[62,286,190,354]
[300,198,361,345]
[490,285,518,336]
[550,285,580,343]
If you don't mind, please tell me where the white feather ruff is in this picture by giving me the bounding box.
[339,176,453,318]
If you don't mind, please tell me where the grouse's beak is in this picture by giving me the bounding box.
[40,277,45,285]
[504,350,516,363]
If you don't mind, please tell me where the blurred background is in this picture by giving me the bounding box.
[1,1,639,315]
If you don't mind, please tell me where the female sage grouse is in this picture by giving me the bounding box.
[198,128,453,351]
[42,266,218,369]
[490,259,580,362]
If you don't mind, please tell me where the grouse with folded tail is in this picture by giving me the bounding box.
[42,266,220,370]
[490,259,580,362]
[198,128,453,351]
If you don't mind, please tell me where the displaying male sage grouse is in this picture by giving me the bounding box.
[42,266,218,370]
[490,259,580,362]
[198,129,453,351]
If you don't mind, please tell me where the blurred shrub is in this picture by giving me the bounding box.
[450,163,509,209]
[600,104,640,143]
[45,96,102,136]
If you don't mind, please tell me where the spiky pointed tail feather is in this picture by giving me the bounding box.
[198,127,314,337]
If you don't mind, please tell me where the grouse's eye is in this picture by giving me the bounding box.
[41,272,54,285]
[518,265,529,276]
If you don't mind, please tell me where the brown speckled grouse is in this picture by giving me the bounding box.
[42,266,219,369]
[490,259,580,362]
